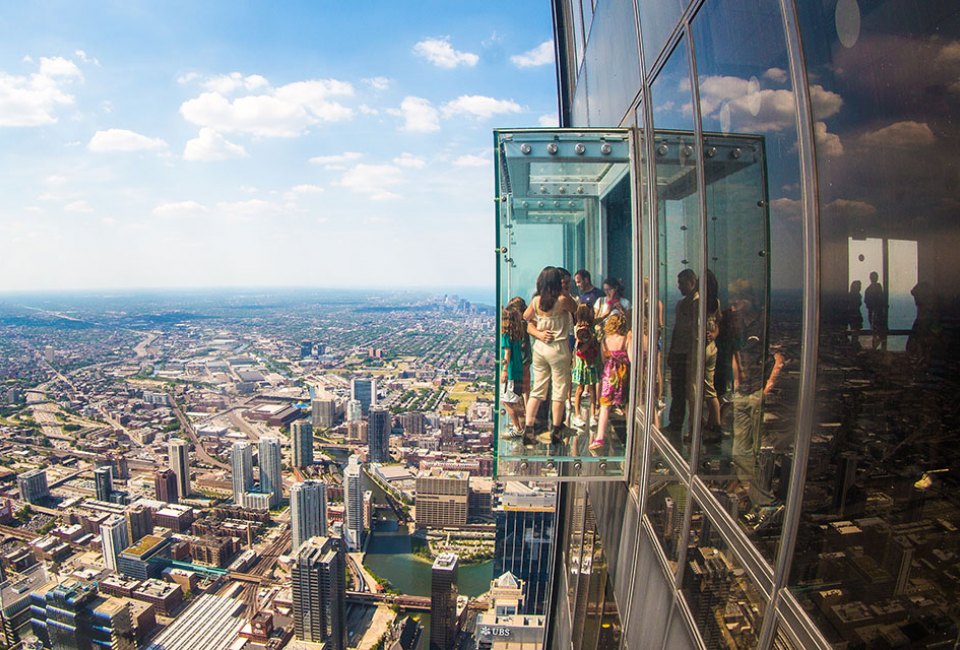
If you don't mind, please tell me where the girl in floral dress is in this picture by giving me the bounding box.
[592,312,633,451]
[570,304,600,428]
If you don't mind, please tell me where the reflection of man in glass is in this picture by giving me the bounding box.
[666,269,698,433]
[864,271,887,350]
[730,279,783,505]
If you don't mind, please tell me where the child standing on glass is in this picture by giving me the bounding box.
[571,304,600,428]
[500,302,528,436]
[592,312,632,451]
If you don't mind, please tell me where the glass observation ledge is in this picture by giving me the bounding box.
[494,129,635,481]
[492,128,768,481]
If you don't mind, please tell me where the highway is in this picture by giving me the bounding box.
[168,396,230,471]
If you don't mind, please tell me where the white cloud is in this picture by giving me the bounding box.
[809,84,843,119]
[413,37,479,68]
[824,198,877,220]
[337,163,403,200]
[394,96,440,132]
[309,151,363,168]
[363,76,390,91]
[201,72,269,94]
[88,129,168,153]
[152,201,208,218]
[770,197,802,221]
[538,113,558,127]
[215,199,283,218]
[358,104,379,115]
[510,40,554,68]
[74,50,99,66]
[183,128,248,161]
[441,95,522,119]
[290,184,325,193]
[763,67,788,83]
[177,72,201,85]
[814,121,844,157]
[861,120,935,147]
[179,77,354,137]
[0,56,82,126]
[63,200,93,213]
[393,153,425,169]
[453,154,489,167]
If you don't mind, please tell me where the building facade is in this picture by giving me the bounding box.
[415,469,469,528]
[258,436,283,507]
[30,580,135,650]
[230,441,253,506]
[16,468,48,504]
[493,484,556,616]
[168,438,191,499]
[100,514,129,572]
[291,419,314,468]
[291,536,346,650]
[368,407,391,463]
[125,504,154,545]
[95,466,114,502]
[430,552,459,650]
[311,398,336,429]
[497,0,960,648]
[342,455,363,551]
[154,468,178,504]
[290,480,328,552]
[350,377,376,415]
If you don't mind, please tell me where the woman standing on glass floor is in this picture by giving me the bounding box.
[523,266,577,447]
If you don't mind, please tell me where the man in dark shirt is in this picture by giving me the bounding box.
[574,269,604,306]
[864,271,887,350]
[666,269,698,433]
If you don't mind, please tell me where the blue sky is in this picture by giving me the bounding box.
[0,1,557,292]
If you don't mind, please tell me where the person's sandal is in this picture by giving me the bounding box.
[550,426,565,445]
[522,427,538,447]
[588,437,605,451]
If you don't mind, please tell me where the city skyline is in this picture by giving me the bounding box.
[0,1,556,292]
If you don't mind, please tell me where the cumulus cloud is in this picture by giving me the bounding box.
[393,153,425,169]
[290,184,325,193]
[763,67,788,83]
[74,50,99,65]
[413,37,479,68]
[152,201,208,218]
[814,121,844,157]
[309,151,363,168]
[441,95,522,119]
[200,72,268,94]
[510,40,554,68]
[394,96,440,133]
[0,56,82,126]
[337,163,403,200]
[88,129,168,153]
[183,128,248,161]
[453,154,489,167]
[770,197,803,221]
[215,199,283,218]
[179,77,354,137]
[824,198,877,220]
[861,120,935,147]
[538,113,558,127]
[363,76,390,91]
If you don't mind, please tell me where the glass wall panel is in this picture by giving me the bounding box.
[681,499,768,649]
[630,101,650,490]
[572,495,623,650]
[645,443,687,572]
[650,38,701,461]
[570,0,586,75]
[790,2,960,647]
[583,0,641,127]
[638,0,687,74]
[495,129,635,480]
[691,0,804,566]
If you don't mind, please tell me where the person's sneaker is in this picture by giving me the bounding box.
[502,426,520,439]
[570,414,585,428]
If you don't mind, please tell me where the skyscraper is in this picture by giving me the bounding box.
[342,455,363,551]
[290,480,328,552]
[153,468,178,504]
[16,468,48,504]
[350,378,376,415]
[124,504,153,545]
[291,419,314,468]
[291,536,346,650]
[94,466,114,502]
[258,436,283,508]
[430,552,459,650]
[493,484,556,615]
[311,398,336,429]
[367,408,390,463]
[231,441,253,506]
[168,438,190,500]
[30,580,134,650]
[346,399,362,422]
[100,514,128,572]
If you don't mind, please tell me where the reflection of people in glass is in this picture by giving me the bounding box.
[847,280,863,330]
[730,279,783,505]
[666,269,698,433]
[523,267,577,446]
[864,271,887,350]
[592,312,632,451]
[906,281,941,365]
[701,270,722,441]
